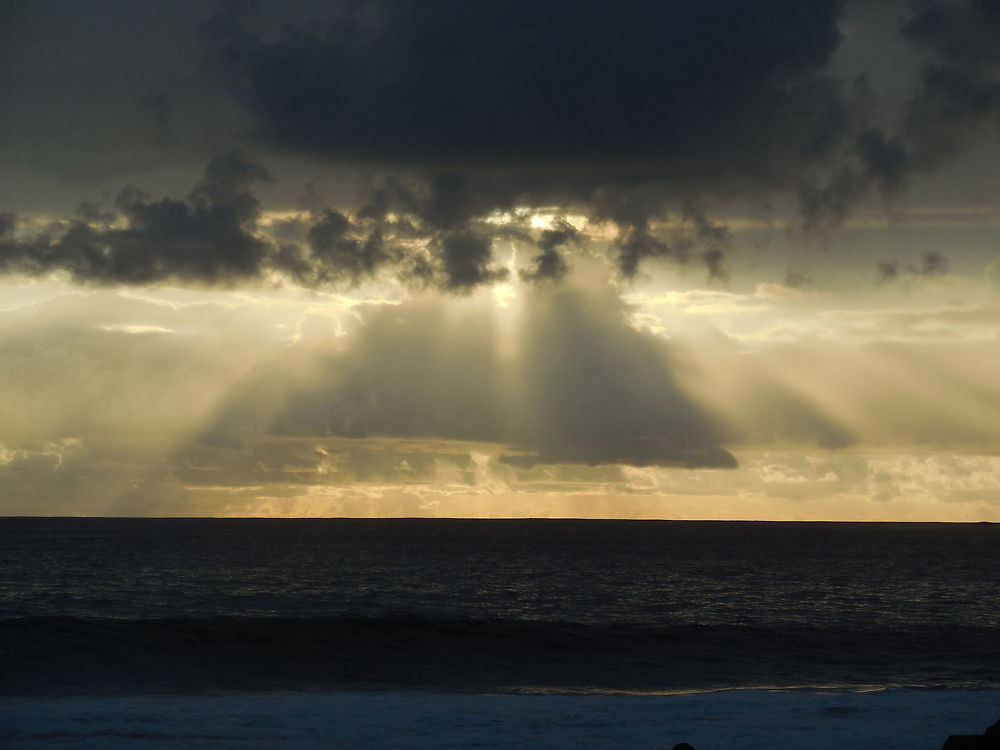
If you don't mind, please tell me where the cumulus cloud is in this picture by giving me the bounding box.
[0,155,554,292]
[0,152,273,285]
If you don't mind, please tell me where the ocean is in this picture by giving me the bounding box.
[2,517,1000,748]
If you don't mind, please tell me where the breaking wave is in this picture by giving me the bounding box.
[4,614,999,695]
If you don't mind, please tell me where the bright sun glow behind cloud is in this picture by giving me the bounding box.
[0,249,997,522]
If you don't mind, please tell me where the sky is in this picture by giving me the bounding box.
[1,0,999,520]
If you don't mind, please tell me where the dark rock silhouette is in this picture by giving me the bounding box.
[672,744,697,750]
[941,719,1000,750]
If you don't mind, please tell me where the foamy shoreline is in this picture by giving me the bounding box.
[3,687,998,749]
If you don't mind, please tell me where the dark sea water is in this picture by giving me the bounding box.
[2,517,999,695]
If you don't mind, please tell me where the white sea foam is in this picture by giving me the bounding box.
[2,688,998,749]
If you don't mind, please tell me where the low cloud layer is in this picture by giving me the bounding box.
[0,154,272,286]
[0,154,503,291]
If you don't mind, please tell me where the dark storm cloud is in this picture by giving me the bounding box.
[268,174,524,291]
[202,0,1000,279]
[274,208,401,286]
[209,0,846,169]
[197,0,1000,280]
[0,154,528,291]
[599,199,732,281]
[206,0,871,275]
[438,231,508,291]
[5,1,1000,290]
[0,152,272,285]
